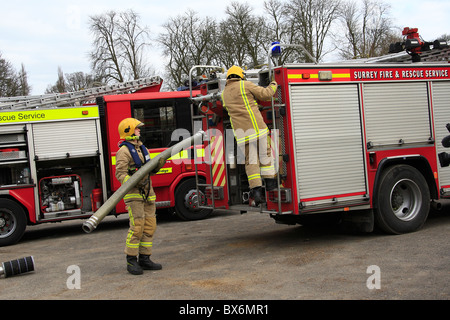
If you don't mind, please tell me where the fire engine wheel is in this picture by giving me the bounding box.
[375,165,430,234]
[0,199,27,246]
[174,178,212,221]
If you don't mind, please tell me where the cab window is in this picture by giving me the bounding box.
[132,98,192,148]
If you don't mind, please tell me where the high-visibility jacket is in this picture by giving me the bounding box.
[115,139,156,202]
[221,78,277,146]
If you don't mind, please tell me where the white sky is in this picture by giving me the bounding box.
[1,0,449,95]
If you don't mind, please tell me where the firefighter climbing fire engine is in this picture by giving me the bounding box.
[190,29,450,235]
[0,77,211,246]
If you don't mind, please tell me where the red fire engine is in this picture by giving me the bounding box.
[0,77,211,246]
[191,41,450,235]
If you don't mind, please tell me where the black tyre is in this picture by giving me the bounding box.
[374,165,430,234]
[0,198,27,246]
[174,178,212,221]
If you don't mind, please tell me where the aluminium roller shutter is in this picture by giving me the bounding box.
[290,84,367,206]
[32,119,99,160]
[363,82,431,147]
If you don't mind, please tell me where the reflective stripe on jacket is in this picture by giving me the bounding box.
[221,78,277,146]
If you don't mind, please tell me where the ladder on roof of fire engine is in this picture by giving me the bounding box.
[0,76,162,111]
[342,42,450,64]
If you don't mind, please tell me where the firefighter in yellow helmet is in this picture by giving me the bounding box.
[115,118,165,275]
[221,66,278,206]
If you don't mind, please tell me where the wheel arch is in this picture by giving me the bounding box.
[172,173,207,199]
[0,196,29,246]
[0,193,33,225]
[372,155,437,209]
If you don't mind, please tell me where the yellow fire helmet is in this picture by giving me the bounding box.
[226,65,245,80]
[118,118,144,140]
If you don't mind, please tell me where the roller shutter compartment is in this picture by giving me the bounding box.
[363,82,431,148]
[290,84,367,209]
[32,119,99,160]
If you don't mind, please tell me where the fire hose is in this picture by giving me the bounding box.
[82,130,205,233]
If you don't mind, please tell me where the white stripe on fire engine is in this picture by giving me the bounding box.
[211,136,223,164]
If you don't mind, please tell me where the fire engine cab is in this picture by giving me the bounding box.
[191,41,450,235]
[0,77,211,246]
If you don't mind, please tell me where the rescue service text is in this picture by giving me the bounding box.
[353,68,449,80]
[0,112,45,122]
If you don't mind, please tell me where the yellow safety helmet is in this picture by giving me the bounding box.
[226,65,245,79]
[118,118,144,140]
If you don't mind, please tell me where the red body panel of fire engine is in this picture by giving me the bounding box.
[264,64,450,215]
[8,187,36,223]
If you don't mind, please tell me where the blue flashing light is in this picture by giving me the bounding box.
[271,41,282,57]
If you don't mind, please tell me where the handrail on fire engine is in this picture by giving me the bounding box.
[267,43,316,215]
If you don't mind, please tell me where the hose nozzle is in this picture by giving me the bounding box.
[82,216,99,233]
[0,256,35,278]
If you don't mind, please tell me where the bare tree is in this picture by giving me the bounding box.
[285,0,341,62]
[64,71,97,92]
[264,0,286,43]
[89,9,152,83]
[18,64,31,96]
[216,18,248,68]
[218,2,270,68]
[0,52,31,97]
[337,0,399,59]
[156,0,402,86]
[116,10,152,80]
[45,67,97,93]
[158,10,217,89]
[264,0,309,65]
[89,11,123,83]
[226,2,268,67]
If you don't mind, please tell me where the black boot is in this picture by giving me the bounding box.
[126,255,143,275]
[249,187,264,207]
[139,255,162,270]
[264,178,278,191]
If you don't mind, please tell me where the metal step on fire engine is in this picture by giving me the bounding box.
[0,76,162,110]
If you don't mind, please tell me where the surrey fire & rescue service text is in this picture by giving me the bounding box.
[353,68,449,80]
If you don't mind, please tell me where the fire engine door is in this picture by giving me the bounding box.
[289,84,368,210]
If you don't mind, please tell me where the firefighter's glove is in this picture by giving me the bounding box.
[152,157,166,174]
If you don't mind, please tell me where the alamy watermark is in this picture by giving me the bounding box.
[168,121,280,169]
[366,265,381,290]
[66,265,81,290]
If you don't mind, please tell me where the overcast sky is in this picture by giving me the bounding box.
[1,0,449,95]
